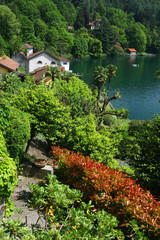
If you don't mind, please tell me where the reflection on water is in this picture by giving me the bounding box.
[70,55,160,120]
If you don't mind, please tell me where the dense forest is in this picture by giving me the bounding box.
[1,0,160,59]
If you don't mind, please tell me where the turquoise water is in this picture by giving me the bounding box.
[70,55,160,120]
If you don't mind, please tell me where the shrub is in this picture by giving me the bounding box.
[53,77,96,118]
[29,174,124,240]
[0,131,17,216]
[51,146,160,239]
[63,114,119,163]
[118,116,160,195]
[0,99,31,160]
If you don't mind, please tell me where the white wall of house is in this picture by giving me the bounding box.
[60,61,70,71]
[27,52,70,73]
[130,52,136,56]
[27,53,58,73]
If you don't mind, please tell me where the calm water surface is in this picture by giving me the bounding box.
[70,55,160,120]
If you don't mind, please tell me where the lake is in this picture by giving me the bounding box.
[70,55,160,120]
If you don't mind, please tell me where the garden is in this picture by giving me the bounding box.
[0,68,160,239]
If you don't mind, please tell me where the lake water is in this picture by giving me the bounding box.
[70,55,160,120]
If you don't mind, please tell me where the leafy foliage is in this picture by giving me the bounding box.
[29,174,124,239]
[53,76,96,118]
[51,146,160,239]
[0,131,17,217]
[118,116,160,196]
[0,98,31,159]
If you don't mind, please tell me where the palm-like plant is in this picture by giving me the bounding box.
[93,66,108,101]
[106,64,117,92]
[46,66,61,81]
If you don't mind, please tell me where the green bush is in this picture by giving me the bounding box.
[29,174,124,240]
[0,99,31,160]
[118,116,160,196]
[0,131,17,216]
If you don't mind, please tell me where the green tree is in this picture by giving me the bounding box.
[19,15,35,42]
[34,18,48,41]
[37,0,63,26]
[88,37,103,58]
[94,17,117,53]
[74,7,85,30]
[54,0,76,26]
[45,27,59,50]
[0,5,20,41]
[151,26,160,53]
[53,76,96,117]
[126,23,147,52]
[93,66,108,101]
[106,64,117,92]
[93,64,119,128]
[106,8,128,30]
[72,35,88,59]
[96,0,106,16]
[0,34,8,55]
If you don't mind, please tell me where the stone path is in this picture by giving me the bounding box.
[9,136,53,228]
[10,175,46,228]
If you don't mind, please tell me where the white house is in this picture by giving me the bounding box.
[12,44,70,74]
[88,19,101,30]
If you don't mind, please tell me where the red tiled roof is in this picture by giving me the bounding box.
[128,48,136,52]
[21,49,69,63]
[0,55,19,71]
[88,22,94,26]
[26,50,45,59]
[88,19,101,26]
[31,66,47,83]
[24,43,33,49]
[31,66,65,83]
[59,57,70,62]
[26,50,61,62]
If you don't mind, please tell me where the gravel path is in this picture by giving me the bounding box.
[9,136,52,228]
[10,175,46,228]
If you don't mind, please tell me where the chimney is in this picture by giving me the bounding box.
[24,43,33,57]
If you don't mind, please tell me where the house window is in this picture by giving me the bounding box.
[63,62,67,65]
[51,61,56,65]
[37,61,42,64]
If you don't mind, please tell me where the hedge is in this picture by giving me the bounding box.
[51,146,160,239]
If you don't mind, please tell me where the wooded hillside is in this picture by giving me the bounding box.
[1,0,160,58]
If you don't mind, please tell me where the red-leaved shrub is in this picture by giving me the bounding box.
[51,146,160,239]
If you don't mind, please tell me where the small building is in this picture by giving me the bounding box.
[68,26,74,30]
[12,44,70,74]
[88,19,101,30]
[128,48,137,55]
[0,55,19,74]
